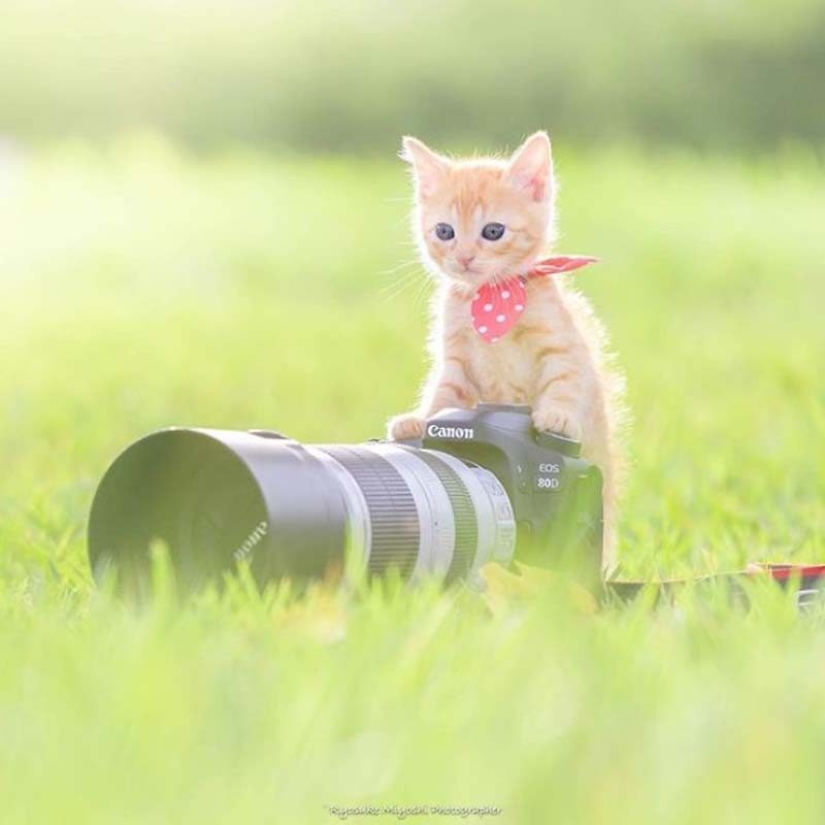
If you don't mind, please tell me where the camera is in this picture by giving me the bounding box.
[88,403,604,597]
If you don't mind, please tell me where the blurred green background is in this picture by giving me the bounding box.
[2,0,825,153]
[2,3,825,824]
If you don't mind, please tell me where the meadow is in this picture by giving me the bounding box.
[1,137,824,823]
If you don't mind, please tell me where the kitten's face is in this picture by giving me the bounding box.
[403,132,556,287]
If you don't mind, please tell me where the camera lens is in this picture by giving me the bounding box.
[88,429,516,595]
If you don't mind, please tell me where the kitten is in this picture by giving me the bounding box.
[387,132,626,569]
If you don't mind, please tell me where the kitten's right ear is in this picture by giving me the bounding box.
[400,136,450,197]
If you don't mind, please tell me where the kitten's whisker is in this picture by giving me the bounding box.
[379,271,422,293]
[381,264,421,291]
[380,257,420,277]
[411,277,434,312]
[379,271,420,297]
[380,258,417,276]
[381,284,421,306]
[379,269,427,304]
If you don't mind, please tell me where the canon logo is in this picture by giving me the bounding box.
[426,424,475,440]
[233,520,268,564]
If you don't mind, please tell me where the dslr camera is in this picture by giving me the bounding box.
[88,403,604,596]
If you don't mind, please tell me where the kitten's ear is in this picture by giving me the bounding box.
[506,131,554,202]
[400,136,450,197]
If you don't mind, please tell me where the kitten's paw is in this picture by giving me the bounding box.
[387,413,426,441]
[532,406,583,442]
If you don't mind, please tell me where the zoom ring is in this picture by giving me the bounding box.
[320,447,420,578]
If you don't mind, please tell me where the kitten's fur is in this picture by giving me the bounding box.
[387,132,626,569]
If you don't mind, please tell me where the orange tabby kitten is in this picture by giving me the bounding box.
[387,132,626,569]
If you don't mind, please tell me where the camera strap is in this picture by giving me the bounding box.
[605,563,825,609]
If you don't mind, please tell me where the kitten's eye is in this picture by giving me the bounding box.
[435,223,455,241]
[481,222,506,241]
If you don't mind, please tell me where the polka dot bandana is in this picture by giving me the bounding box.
[470,255,598,343]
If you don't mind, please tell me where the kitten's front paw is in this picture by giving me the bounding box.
[387,412,426,441]
[532,406,583,442]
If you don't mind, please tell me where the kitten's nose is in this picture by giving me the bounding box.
[457,255,476,270]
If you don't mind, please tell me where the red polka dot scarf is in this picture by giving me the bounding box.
[470,255,598,343]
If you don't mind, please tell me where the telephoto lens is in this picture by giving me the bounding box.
[88,426,518,598]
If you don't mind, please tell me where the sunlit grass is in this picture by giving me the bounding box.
[1,138,824,822]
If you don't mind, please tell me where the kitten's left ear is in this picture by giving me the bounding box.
[506,131,554,202]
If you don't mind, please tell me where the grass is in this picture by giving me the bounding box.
[1,135,824,823]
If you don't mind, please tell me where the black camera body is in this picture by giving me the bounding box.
[416,404,604,584]
[88,403,604,596]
